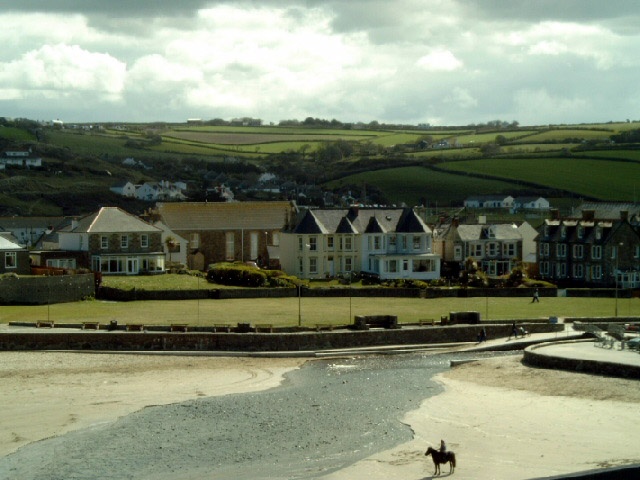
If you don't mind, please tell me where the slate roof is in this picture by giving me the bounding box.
[291,207,430,235]
[155,201,294,231]
[456,224,522,241]
[68,207,160,233]
[573,202,640,222]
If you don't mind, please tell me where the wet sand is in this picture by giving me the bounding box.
[1,352,639,479]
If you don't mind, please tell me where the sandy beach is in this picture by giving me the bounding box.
[1,351,639,479]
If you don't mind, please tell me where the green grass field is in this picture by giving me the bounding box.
[325,166,523,206]
[2,296,638,327]
[439,157,640,201]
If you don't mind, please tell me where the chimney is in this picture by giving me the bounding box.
[620,210,629,222]
[550,208,560,220]
[452,217,459,227]
[582,209,595,221]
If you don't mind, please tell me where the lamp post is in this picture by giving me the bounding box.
[615,242,623,317]
[348,270,353,324]
[297,243,310,327]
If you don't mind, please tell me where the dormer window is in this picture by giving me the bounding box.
[595,227,602,240]
[560,225,567,238]
[577,225,584,239]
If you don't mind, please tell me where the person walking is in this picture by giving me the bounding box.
[509,321,518,340]
[531,288,540,303]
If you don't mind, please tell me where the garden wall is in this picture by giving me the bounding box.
[0,274,95,305]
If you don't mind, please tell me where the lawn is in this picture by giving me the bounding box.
[2,296,638,328]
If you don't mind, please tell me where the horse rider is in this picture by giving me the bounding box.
[439,439,447,453]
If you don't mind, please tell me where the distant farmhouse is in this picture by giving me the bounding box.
[1,148,42,170]
[110,180,188,202]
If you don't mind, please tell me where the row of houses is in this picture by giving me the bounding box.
[464,195,550,211]
[2,202,639,288]
[110,180,188,202]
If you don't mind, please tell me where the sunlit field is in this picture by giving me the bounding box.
[2,296,638,328]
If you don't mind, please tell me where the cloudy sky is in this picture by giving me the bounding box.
[1,0,639,126]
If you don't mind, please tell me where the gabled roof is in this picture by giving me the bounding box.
[0,236,24,250]
[290,207,431,235]
[574,202,640,221]
[292,210,327,234]
[155,201,295,231]
[69,207,160,233]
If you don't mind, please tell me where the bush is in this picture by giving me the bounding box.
[206,262,299,288]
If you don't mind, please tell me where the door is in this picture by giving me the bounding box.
[127,258,138,275]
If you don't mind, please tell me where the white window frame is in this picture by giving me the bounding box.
[141,234,149,248]
[101,235,109,250]
[120,235,129,249]
[5,251,17,269]
[556,243,567,258]
[592,245,602,260]
[573,244,583,259]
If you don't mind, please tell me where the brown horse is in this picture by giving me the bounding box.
[425,446,456,475]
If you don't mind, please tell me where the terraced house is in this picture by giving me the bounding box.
[537,208,640,288]
[280,206,440,280]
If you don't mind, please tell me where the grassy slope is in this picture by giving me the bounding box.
[325,166,531,206]
[439,157,640,201]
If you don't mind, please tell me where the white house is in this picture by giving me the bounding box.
[280,206,441,280]
[514,196,550,211]
[464,195,514,209]
[110,180,136,197]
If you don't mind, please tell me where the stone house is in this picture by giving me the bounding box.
[537,209,640,288]
[149,201,297,270]
[55,207,165,275]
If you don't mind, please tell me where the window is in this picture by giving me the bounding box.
[592,265,602,279]
[308,236,317,251]
[190,233,199,249]
[635,245,640,259]
[401,236,407,250]
[141,234,148,248]
[309,257,318,274]
[573,264,584,278]
[387,259,398,273]
[5,252,17,269]
[556,243,567,258]
[298,257,303,273]
[503,243,516,257]
[374,235,381,250]
[327,236,334,249]
[101,236,109,249]
[250,232,258,259]
[539,243,548,257]
[487,242,498,257]
[389,235,396,249]
[557,262,567,277]
[454,245,462,261]
[592,245,602,260]
[595,227,602,240]
[573,244,583,259]
[403,259,409,271]
[344,257,352,271]
[225,232,234,261]
[540,261,549,275]
[412,235,421,250]
[120,235,129,249]
[345,236,352,251]
[298,236,304,252]
[412,259,434,272]
[471,244,483,257]
[560,225,567,238]
[577,225,584,238]
[272,232,280,246]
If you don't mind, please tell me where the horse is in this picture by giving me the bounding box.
[425,446,456,475]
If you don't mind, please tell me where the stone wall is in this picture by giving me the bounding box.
[0,274,95,305]
[0,322,563,352]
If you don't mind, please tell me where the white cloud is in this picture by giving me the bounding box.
[0,44,126,97]
[513,89,589,125]
[416,50,463,71]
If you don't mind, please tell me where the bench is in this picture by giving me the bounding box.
[213,324,231,333]
[170,324,188,332]
[315,323,335,332]
[36,320,55,328]
[255,324,273,333]
[418,319,435,326]
[82,322,100,330]
[125,324,145,332]
[353,315,399,330]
